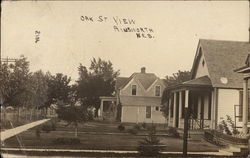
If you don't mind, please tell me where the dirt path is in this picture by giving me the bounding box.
[1,119,50,141]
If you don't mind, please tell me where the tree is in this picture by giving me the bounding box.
[76,58,119,116]
[29,70,49,119]
[164,70,191,87]
[138,125,165,156]
[56,105,89,137]
[1,56,33,121]
[45,73,72,107]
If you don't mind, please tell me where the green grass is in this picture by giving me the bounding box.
[2,121,219,152]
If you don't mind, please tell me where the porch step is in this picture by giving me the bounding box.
[219,146,248,157]
[177,129,204,141]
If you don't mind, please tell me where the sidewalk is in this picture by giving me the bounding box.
[1,119,50,141]
[1,147,233,156]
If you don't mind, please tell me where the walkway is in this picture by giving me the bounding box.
[1,147,233,156]
[1,119,50,141]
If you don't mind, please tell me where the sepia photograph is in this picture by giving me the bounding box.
[1,0,250,157]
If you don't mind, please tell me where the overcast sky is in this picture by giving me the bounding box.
[1,1,249,81]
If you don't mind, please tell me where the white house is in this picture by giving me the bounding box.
[163,39,250,131]
[99,67,166,123]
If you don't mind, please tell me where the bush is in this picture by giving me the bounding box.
[138,127,165,156]
[35,129,41,138]
[133,124,141,130]
[52,137,81,145]
[41,124,52,133]
[41,122,56,133]
[147,124,156,131]
[128,128,138,135]
[118,124,125,131]
[141,122,147,129]
[167,127,179,138]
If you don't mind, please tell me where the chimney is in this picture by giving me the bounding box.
[141,67,146,73]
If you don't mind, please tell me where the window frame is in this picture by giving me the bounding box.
[155,85,161,97]
[131,84,137,96]
[146,106,151,119]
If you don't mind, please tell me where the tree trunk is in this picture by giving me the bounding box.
[17,107,20,122]
[36,106,38,120]
[30,108,33,121]
[75,123,78,138]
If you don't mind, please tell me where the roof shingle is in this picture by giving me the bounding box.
[194,39,250,88]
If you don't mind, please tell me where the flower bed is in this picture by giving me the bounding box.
[204,130,248,146]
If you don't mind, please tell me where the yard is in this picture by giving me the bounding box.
[2,120,219,152]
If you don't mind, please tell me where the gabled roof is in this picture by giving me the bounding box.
[116,72,162,90]
[191,39,250,88]
[183,75,212,86]
[115,77,129,90]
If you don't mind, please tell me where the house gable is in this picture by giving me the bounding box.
[120,77,145,96]
[191,39,250,88]
[191,46,210,79]
[146,78,166,97]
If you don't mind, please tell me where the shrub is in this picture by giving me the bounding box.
[118,124,125,131]
[52,137,81,145]
[128,128,138,135]
[147,123,156,131]
[134,124,141,130]
[167,127,179,138]
[41,122,56,133]
[41,124,52,133]
[226,115,239,135]
[35,129,41,138]
[51,122,56,131]
[138,127,165,156]
[218,118,232,135]
[141,122,147,129]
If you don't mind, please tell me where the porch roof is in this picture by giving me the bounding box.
[99,96,117,101]
[120,96,161,106]
[166,76,212,91]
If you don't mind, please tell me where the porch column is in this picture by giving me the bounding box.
[183,90,189,156]
[179,91,183,128]
[243,78,249,134]
[100,100,104,118]
[168,96,172,125]
[173,92,177,127]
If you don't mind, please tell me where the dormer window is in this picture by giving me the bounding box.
[132,85,137,95]
[155,85,161,96]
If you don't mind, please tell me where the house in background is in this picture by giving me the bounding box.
[163,39,250,131]
[99,67,166,123]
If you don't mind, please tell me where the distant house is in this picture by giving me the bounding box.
[99,67,166,123]
[163,39,250,131]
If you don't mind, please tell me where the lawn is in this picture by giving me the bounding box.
[2,121,219,152]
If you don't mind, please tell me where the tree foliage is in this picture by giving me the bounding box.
[1,55,32,107]
[164,70,191,87]
[138,125,165,156]
[45,73,72,107]
[76,58,120,116]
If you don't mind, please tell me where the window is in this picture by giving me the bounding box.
[155,106,159,111]
[146,106,151,118]
[155,85,161,96]
[132,85,137,95]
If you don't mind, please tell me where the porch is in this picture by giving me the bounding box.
[99,96,117,121]
[164,76,214,130]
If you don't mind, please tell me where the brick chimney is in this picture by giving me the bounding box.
[141,67,146,73]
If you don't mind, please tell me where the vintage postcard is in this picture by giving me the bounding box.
[1,0,250,157]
